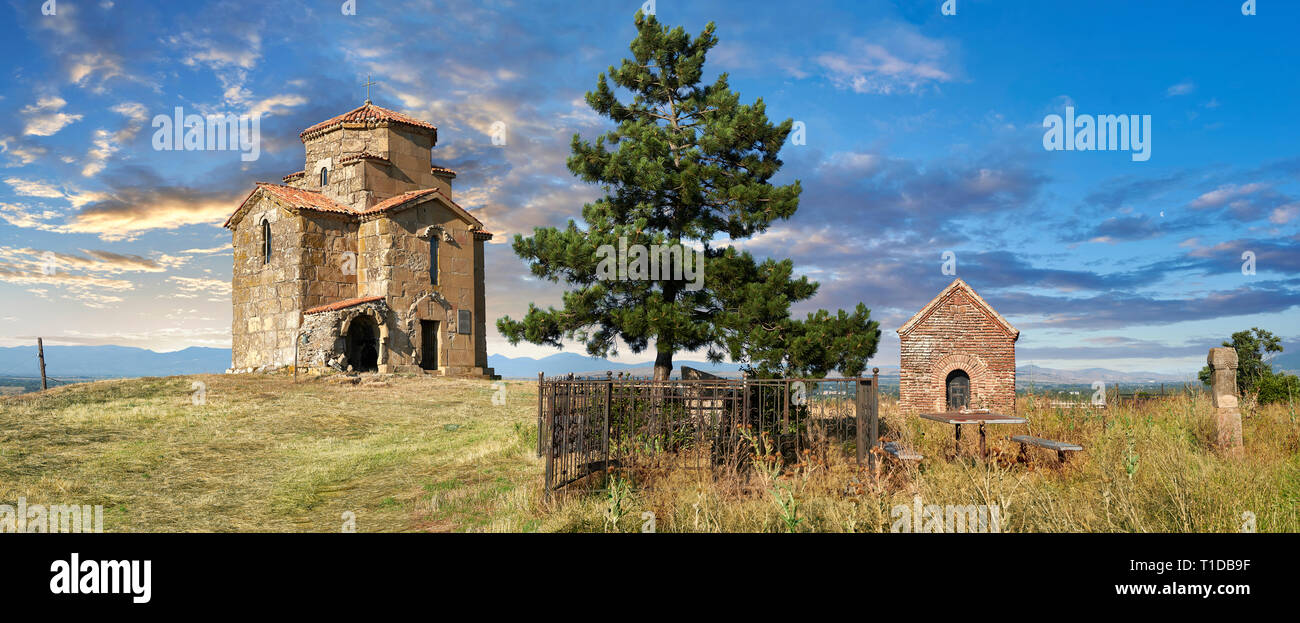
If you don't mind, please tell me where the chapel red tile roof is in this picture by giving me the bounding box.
[299,102,436,139]
[360,188,443,215]
[256,183,354,215]
[223,183,355,228]
[339,152,390,165]
[282,170,305,183]
[225,184,488,233]
[430,165,457,178]
[303,295,387,315]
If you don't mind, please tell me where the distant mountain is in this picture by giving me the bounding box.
[488,353,746,379]
[1018,364,1193,385]
[489,355,1190,385]
[0,344,1199,386]
[0,345,230,378]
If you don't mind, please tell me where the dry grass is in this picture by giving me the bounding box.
[0,373,542,532]
[547,392,1300,533]
[3,375,1297,532]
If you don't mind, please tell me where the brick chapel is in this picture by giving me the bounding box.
[897,279,1018,414]
[223,99,494,377]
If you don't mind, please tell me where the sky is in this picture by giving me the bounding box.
[0,0,1296,375]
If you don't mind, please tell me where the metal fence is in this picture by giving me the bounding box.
[536,371,881,498]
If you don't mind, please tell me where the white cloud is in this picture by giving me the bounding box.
[21,96,83,136]
[815,28,956,95]
[4,178,65,199]
[82,101,149,177]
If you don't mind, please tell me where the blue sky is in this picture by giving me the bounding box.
[0,0,1296,375]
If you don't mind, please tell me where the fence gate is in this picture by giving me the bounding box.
[538,371,880,498]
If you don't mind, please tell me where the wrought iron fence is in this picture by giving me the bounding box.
[536,371,881,498]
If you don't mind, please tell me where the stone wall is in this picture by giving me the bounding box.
[228,110,491,377]
[294,125,443,209]
[298,299,392,371]
[898,287,1017,414]
[230,198,303,370]
[300,213,358,310]
[357,200,488,374]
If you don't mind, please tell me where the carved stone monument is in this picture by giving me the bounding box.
[1207,347,1244,454]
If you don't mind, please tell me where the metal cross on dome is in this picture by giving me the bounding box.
[362,74,378,104]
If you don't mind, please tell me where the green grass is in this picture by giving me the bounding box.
[2,374,1296,532]
[0,373,542,532]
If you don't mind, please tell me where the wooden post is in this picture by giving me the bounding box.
[37,337,47,391]
[536,372,544,458]
[603,371,612,479]
[870,368,880,473]
[855,380,866,467]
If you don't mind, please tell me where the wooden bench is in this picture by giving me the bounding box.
[1010,435,1083,464]
[880,441,923,462]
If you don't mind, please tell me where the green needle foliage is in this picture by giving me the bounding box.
[497,12,880,380]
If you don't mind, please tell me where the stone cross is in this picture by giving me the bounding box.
[1207,347,1243,454]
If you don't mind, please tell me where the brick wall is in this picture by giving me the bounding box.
[898,284,1017,414]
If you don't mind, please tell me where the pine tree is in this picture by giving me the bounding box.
[497,12,880,380]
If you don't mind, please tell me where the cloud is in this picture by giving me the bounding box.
[64,186,240,241]
[166,276,231,300]
[998,284,1300,330]
[815,27,957,95]
[0,246,170,275]
[21,96,83,136]
[247,94,308,118]
[0,185,239,242]
[81,102,149,177]
[1189,183,1268,209]
[0,137,48,166]
[4,178,65,199]
[1165,81,1195,96]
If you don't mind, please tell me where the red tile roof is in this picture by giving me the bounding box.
[431,165,457,178]
[225,184,489,233]
[339,152,390,165]
[282,170,305,182]
[224,183,355,228]
[257,183,354,215]
[357,188,486,230]
[360,188,442,215]
[299,102,436,139]
[304,295,386,315]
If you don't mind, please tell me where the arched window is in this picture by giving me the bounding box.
[429,237,439,285]
[319,167,329,187]
[261,219,271,265]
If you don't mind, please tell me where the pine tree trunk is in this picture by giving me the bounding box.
[653,350,673,381]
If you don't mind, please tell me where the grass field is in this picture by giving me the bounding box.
[2,373,1297,532]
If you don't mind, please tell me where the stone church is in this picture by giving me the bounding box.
[224,100,494,377]
[897,279,1018,414]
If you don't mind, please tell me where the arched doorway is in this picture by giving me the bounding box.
[946,369,970,410]
[345,315,380,372]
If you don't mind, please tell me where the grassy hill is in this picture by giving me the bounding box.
[2,373,1298,532]
[0,373,544,532]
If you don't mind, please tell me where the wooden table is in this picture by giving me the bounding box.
[919,411,1028,459]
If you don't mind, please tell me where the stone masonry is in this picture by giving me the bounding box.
[223,100,494,377]
[897,279,1019,414]
[1207,346,1244,454]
